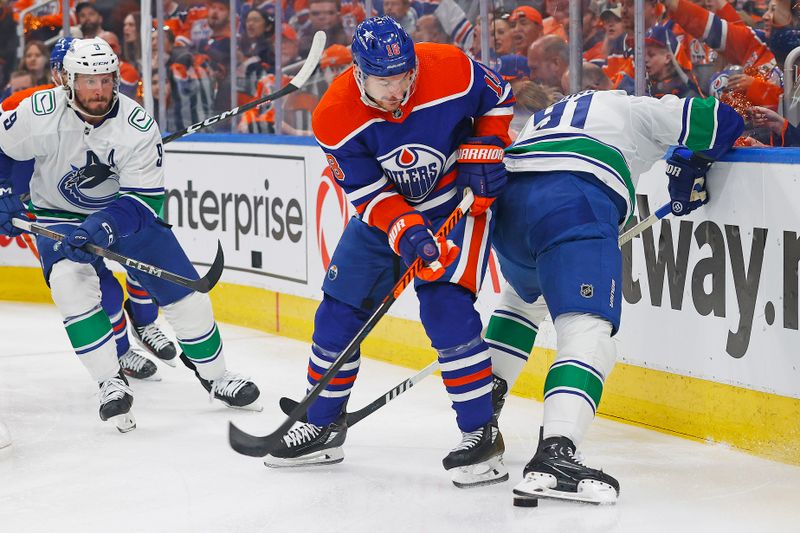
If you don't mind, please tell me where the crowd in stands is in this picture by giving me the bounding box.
[2,0,800,145]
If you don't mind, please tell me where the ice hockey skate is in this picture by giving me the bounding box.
[98,372,136,433]
[118,349,160,381]
[179,354,262,411]
[442,421,508,488]
[125,300,177,367]
[512,430,619,505]
[264,415,347,468]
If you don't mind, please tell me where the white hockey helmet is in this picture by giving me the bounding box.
[62,37,121,117]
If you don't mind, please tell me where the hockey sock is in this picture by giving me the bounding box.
[485,310,536,385]
[486,287,548,390]
[305,343,360,426]
[162,292,225,380]
[438,336,493,432]
[50,260,119,382]
[543,313,616,446]
[417,283,492,432]
[125,274,158,326]
[305,295,368,426]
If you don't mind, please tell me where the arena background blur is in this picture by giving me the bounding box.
[2,0,800,146]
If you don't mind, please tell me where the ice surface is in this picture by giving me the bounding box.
[1,302,798,533]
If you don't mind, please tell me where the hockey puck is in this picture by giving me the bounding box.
[513,496,538,507]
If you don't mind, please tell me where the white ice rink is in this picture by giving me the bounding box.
[0,301,798,533]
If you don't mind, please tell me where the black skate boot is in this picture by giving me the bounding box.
[513,429,619,505]
[264,415,347,468]
[491,374,508,421]
[98,371,136,433]
[119,349,160,381]
[442,421,508,488]
[125,300,177,367]
[179,354,261,411]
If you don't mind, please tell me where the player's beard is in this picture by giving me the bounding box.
[76,93,113,117]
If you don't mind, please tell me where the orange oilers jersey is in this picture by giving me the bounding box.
[312,43,514,235]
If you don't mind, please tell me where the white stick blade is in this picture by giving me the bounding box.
[290,31,328,89]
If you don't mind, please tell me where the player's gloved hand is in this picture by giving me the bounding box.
[665,148,712,216]
[388,210,459,281]
[456,136,508,216]
[61,210,119,263]
[0,189,27,237]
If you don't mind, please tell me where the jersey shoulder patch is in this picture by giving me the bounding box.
[127,106,155,132]
[30,89,57,116]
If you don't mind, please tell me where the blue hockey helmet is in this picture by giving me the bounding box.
[351,17,416,77]
[50,36,76,71]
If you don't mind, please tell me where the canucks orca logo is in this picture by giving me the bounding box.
[378,144,445,201]
[58,150,120,210]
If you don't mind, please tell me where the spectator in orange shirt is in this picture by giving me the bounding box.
[663,0,782,108]
[510,5,544,56]
[20,40,48,86]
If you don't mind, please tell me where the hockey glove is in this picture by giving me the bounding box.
[665,148,712,216]
[456,136,508,216]
[388,211,459,281]
[61,210,119,264]
[0,189,27,237]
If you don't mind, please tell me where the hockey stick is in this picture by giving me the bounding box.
[617,202,671,246]
[229,190,475,457]
[279,360,439,426]
[12,218,224,293]
[161,31,327,144]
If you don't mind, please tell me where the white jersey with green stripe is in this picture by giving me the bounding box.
[0,88,163,220]
[504,90,724,220]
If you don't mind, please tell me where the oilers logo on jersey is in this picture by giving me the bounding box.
[58,150,119,210]
[378,144,445,200]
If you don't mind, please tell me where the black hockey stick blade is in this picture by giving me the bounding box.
[12,218,225,293]
[189,240,225,293]
[279,397,307,423]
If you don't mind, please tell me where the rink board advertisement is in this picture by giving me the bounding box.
[618,158,800,400]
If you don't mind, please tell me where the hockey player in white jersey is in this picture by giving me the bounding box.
[484,90,744,504]
[0,38,261,431]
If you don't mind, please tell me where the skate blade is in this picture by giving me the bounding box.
[157,357,177,368]
[224,400,263,412]
[112,412,137,433]
[123,371,162,382]
[264,447,344,468]
[513,473,618,505]
[449,455,509,489]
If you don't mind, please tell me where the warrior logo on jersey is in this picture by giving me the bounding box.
[377,144,445,201]
[57,150,119,210]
